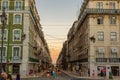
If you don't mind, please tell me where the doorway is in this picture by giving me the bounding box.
[111,66,119,76]
[13,64,20,74]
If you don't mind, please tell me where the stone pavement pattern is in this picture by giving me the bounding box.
[62,70,120,80]
[12,70,120,80]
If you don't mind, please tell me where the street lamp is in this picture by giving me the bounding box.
[0,7,7,75]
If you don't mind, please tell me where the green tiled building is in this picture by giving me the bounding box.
[0,0,52,76]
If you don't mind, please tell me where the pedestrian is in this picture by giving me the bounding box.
[88,69,90,76]
[50,70,53,76]
[1,72,7,80]
[7,74,12,80]
[102,67,106,77]
[52,70,57,78]
[29,69,33,75]
[15,74,20,80]
[92,70,95,77]
[46,70,50,77]
[101,67,106,79]
[75,65,79,73]
[79,69,82,76]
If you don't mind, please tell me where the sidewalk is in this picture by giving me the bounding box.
[12,70,47,79]
[61,70,120,80]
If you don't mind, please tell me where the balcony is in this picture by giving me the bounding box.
[96,58,107,62]
[109,58,120,63]
[76,58,88,63]
[86,8,120,14]
[12,56,21,63]
[77,8,120,29]
[96,58,120,63]
[0,56,6,63]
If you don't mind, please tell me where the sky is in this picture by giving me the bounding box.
[36,0,83,64]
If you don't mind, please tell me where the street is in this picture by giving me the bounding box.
[40,71,73,80]
[13,77,105,80]
[13,71,103,80]
[0,1,120,80]
[13,71,72,80]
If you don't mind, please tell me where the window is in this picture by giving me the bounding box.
[2,1,8,10]
[110,32,117,41]
[109,2,116,9]
[110,16,116,25]
[13,46,20,59]
[97,32,104,41]
[13,29,21,41]
[0,29,8,41]
[97,47,104,58]
[14,14,22,24]
[111,47,118,58]
[0,47,6,57]
[15,1,22,10]
[97,17,103,25]
[96,2,103,9]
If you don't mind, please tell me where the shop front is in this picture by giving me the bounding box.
[97,66,106,77]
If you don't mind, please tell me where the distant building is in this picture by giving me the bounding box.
[67,0,120,77]
[56,41,67,70]
[0,0,52,76]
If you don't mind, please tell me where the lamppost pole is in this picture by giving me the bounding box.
[0,7,7,76]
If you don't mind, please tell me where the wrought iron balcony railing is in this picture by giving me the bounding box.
[96,58,120,63]
[12,56,21,63]
[96,58,107,62]
[77,8,120,29]
[86,8,120,14]
[109,58,120,63]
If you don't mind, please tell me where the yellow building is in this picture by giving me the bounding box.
[67,0,120,77]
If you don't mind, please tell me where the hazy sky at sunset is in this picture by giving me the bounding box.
[36,0,83,63]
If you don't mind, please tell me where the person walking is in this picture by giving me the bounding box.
[46,70,50,77]
[7,74,12,80]
[52,70,57,78]
[15,74,20,80]
[75,65,79,73]
[1,72,7,80]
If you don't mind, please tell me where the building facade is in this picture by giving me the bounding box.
[0,0,52,76]
[56,41,67,70]
[67,0,120,77]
